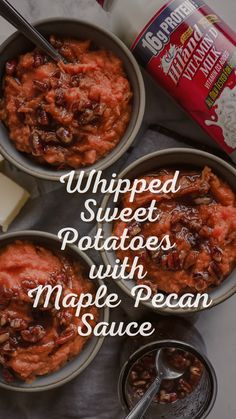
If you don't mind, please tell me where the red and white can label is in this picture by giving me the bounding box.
[132,0,236,156]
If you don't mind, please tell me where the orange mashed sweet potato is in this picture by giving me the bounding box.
[113,167,236,294]
[0,241,99,382]
[0,36,133,169]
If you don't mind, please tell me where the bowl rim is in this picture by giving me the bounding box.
[0,17,145,181]
[118,339,218,419]
[99,147,236,314]
[0,230,109,392]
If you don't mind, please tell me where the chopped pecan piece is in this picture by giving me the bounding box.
[208,261,223,280]
[0,314,8,327]
[21,325,46,343]
[50,35,63,49]
[5,59,17,76]
[55,89,65,106]
[56,325,76,345]
[211,246,223,263]
[70,74,83,87]
[33,80,50,92]
[0,332,10,344]
[167,251,180,270]
[56,127,73,144]
[37,107,49,126]
[34,52,47,67]
[10,318,28,330]
[29,130,43,156]
[178,378,192,393]
[128,223,141,237]
[193,196,212,205]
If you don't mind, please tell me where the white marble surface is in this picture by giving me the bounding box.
[0,1,236,419]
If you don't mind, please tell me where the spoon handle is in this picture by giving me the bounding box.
[126,376,162,419]
[0,0,64,62]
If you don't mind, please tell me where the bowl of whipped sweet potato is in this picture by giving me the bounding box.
[100,148,236,314]
[0,19,145,180]
[0,230,109,391]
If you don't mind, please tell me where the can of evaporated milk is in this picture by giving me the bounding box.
[98,0,236,163]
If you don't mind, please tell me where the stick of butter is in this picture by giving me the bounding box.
[0,173,30,232]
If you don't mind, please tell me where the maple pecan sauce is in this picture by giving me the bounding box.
[113,166,236,294]
[0,241,99,382]
[127,348,204,404]
[0,36,133,169]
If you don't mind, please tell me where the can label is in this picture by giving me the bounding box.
[132,0,236,155]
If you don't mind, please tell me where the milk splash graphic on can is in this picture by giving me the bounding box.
[98,0,236,162]
[206,83,236,149]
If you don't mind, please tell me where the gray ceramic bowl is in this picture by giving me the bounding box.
[0,18,145,181]
[99,148,236,314]
[118,340,217,419]
[0,230,109,392]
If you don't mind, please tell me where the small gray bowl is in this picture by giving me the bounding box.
[99,148,236,315]
[0,230,109,392]
[118,340,217,419]
[0,18,145,181]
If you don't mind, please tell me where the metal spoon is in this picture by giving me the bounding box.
[126,348,185,419]
[0,0,65,63]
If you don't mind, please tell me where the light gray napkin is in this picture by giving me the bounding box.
[0,128,194,419]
